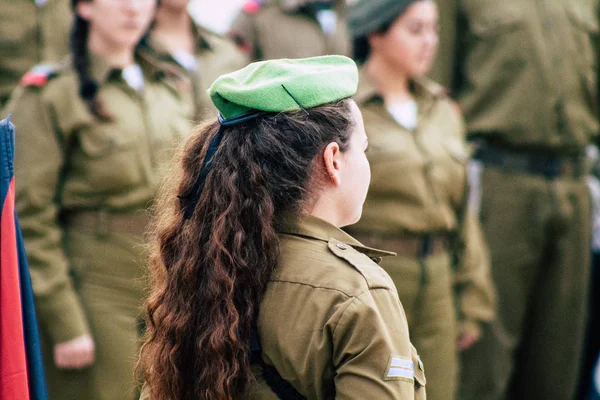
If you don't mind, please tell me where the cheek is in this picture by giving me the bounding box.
[387,37,420,65]
[355,154,371,196]
[142,2,157,24]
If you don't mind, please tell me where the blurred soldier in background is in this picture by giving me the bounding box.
[3,0,194,398]
[0,0,72,108]
[432,1,600,399]
[228,0,350,60]
[143,0,248,121]
[345,1,495,399]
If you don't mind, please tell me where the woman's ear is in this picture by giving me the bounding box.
[368,32,383,52]
[322,142,342,186]
[77,1,93,22]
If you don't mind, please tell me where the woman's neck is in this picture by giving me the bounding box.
[87,32,135,68]
[153,7,195,54]
[365,54,413,104]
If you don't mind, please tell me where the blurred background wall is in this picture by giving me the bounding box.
[189,0,245,33]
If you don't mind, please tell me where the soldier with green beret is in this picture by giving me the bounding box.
[138,55,426,399]
[4,0,194,398]
[142,0,249,122]
[345,1,496,399]
[430,1,599,399]
[228,0,350,61]
[0,0,72,108]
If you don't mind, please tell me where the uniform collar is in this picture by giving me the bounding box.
[148,15,213,57]
[277,214,396,258]
[87,49,166,86]
[355,65,446,113]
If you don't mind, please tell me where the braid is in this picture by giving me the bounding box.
[70,14,111,121]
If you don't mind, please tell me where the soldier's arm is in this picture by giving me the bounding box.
[442,99,495,343]
[453,207,496,342]
[5,83,90,347]
[332,289,425,399]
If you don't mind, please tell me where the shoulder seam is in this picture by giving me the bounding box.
[269,279,360,298]
[331,289,391,338]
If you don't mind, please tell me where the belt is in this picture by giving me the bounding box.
[65,210,149,236]
[355,234,448,259]
[473,142,586,180]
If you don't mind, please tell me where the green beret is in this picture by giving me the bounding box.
[208,55,359,119]
[347,0,420,38]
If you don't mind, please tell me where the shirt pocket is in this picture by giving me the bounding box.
[462,2,528,71]
[76,124,144,192]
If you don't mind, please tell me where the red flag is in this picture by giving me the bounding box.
[0,177,30,399]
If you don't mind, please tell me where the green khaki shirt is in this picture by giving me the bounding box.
[431,0,599,151]
[348,70,495,332]
[0,0,71,107]
[249,214,425,399]
[4,52,194,345]
[141,215,426,399]
[228,0,350,61]
[147,20,248,121]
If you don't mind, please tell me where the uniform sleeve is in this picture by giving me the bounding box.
[443,99,496,338]
[5,87,90,346]
[452,207,496,338]
[332,289,425,399]
[228,10,260,60]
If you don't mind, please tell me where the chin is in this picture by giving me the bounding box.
[343,210,363,228]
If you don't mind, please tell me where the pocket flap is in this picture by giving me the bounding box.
[567,6,599,33]
[470,8,524,37]
[79,124,137,158]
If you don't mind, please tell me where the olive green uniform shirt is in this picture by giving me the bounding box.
[140,215,426,399]
[349,71,495,333]
[431,0,599,151]
[0,0,71,107]
[228,0,350,61]
[148,19,248,121]
[249,215,425,399]
[4,52,194,345]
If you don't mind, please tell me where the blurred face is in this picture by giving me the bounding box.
[77,0,156,50]
[337,100,371,227]
[369,0,439,78]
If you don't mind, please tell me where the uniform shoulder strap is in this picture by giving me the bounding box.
[327,238,394,291]
[19,64,61,88]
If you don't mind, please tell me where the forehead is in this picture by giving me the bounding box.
[401,0,438,21]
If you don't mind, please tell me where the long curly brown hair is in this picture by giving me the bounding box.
[138,99,355,400]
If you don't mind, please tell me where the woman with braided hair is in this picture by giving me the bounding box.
[137,56,426,400]
[3,0,193,398]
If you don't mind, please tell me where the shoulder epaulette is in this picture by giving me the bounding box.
[19,64,59,88]
[242,0,264,14]
[327,238,395,291]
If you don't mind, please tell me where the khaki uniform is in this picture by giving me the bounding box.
[5,52,193,400]
[141,215,426,400]
[0,0,71,107]
[228,0,350,61]
[346,71,495,400]
[147,21,248,121]
[431,1,599,399]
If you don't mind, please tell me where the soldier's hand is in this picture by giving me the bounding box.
[457,331,480,351]
[54,334,95,369]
